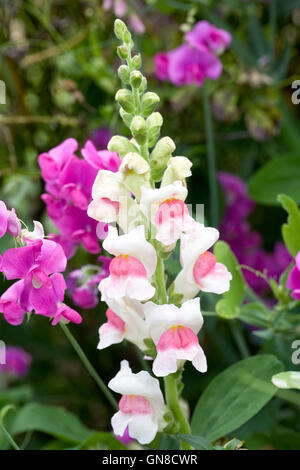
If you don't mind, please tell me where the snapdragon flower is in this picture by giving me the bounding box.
[108,360,165,444]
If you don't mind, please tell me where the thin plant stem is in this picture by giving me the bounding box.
[164,375,192,451]
[0,421,20,450]
[60,323,118,411]
[203,82,218,227]
[229,322,250,359]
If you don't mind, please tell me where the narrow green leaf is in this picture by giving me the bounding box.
[278,194,300,256]
[191,355,283,442]
[214,241,245,308]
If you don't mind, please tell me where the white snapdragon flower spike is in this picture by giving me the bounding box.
[173,222,232,301]
[98,298,149,351]
[109,360,165,444]
[144,298,207,377]
[87,169,138,232]
[22,221,45,243]
[99,225,157,301]
[140,181,194,247]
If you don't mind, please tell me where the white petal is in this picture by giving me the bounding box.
[140,182,187,223]
[103,225,157,277]
[111,411,130,437]
[199,262,232,294]
[97,323,124,350]
[180,224,219,268]
[128,413,158,445]
[87,198,119,223]
[178,298,203,334]
[144,302,179,344]
[153,350,178,377]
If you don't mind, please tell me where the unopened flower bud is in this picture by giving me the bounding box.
[150,137,176,182]
[140,77,147,94]
[114,19,128,41]
[117,45,129,60]
[130,70,143,89]
[115,89,134,113]
[147,112,163,147]
[141,92,159,117]
[119,152,150,199]
[132,54,142,69]
[161,156,193,186]
[123,30,132,44]
[130,116,148,145]
[108,135,138,158]
[118,65,130,84]
[119,107,133,128]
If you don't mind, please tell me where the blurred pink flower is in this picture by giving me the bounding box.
[0,346,32,379]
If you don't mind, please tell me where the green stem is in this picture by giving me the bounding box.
[60,323,118,411]
[229,322,250,359]
[154,256,168,304]
[164,375,192,450]
[0,421,20,450]
[203,82,218,227]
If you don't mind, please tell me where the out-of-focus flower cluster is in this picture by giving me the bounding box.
[155,20,231,87]
[0,346,32,382]
[219,172,292,296]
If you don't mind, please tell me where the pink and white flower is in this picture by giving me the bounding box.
[99,226,157,301]
[88,170,138,233]
[174,223,232,300]
[98,297,148,351]
[0,200,21,238]
[22,221,45,243]
[108,360,165,444]
[140,181,194,248]
[144,298,207,377]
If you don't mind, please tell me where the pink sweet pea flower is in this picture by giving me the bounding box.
[108,360,165,445]
[0,280,27,326]
[38,138,78,183]
[185,21,232,55]
[99,226,157,302]
[0,201,21,238]
[1,240,67,319]
[81,140,120,172]
[287,251,300,301]
[51,303,82,326]
[0,346,32,378]
[144,298,207,377]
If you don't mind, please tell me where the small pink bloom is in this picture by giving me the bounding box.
[52,303,82,326]
[186,21,231,55]
[129,14,145,34]
[0,346,32,378]
[81,140,120,172]
[154,53,169,81]
[287,251,300,301]
[0,280,27,326]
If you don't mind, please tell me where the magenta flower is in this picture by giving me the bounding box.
[185,21,232,55]
[154,21,231,87]
[0,346,32,379]
[287,252,300,300]
[219,172,292,297]
[0,200,21,239]
[0,239,82,325]
[67,257,111,309]
[39,138,119,258]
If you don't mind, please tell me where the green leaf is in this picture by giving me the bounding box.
[10,403,93,444]
[248,156,300,205]
[176,434,213,450]
[216,299,239,319]
[191,355,283,442]
[214,241,245,309]
[238,302,270,329]
[0,385,33,407]
[79,432,127,450]
[278,194,300,256]
[272,371,300,390]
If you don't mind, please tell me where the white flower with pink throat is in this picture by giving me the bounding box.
[144,298,207,377]
[173,222,232,301]
[140,181,194,248]
[109,360,165,444]
[98,297,149,351]
[99,225,157,301]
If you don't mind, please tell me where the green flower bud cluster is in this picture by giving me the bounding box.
[111,19,185,188]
